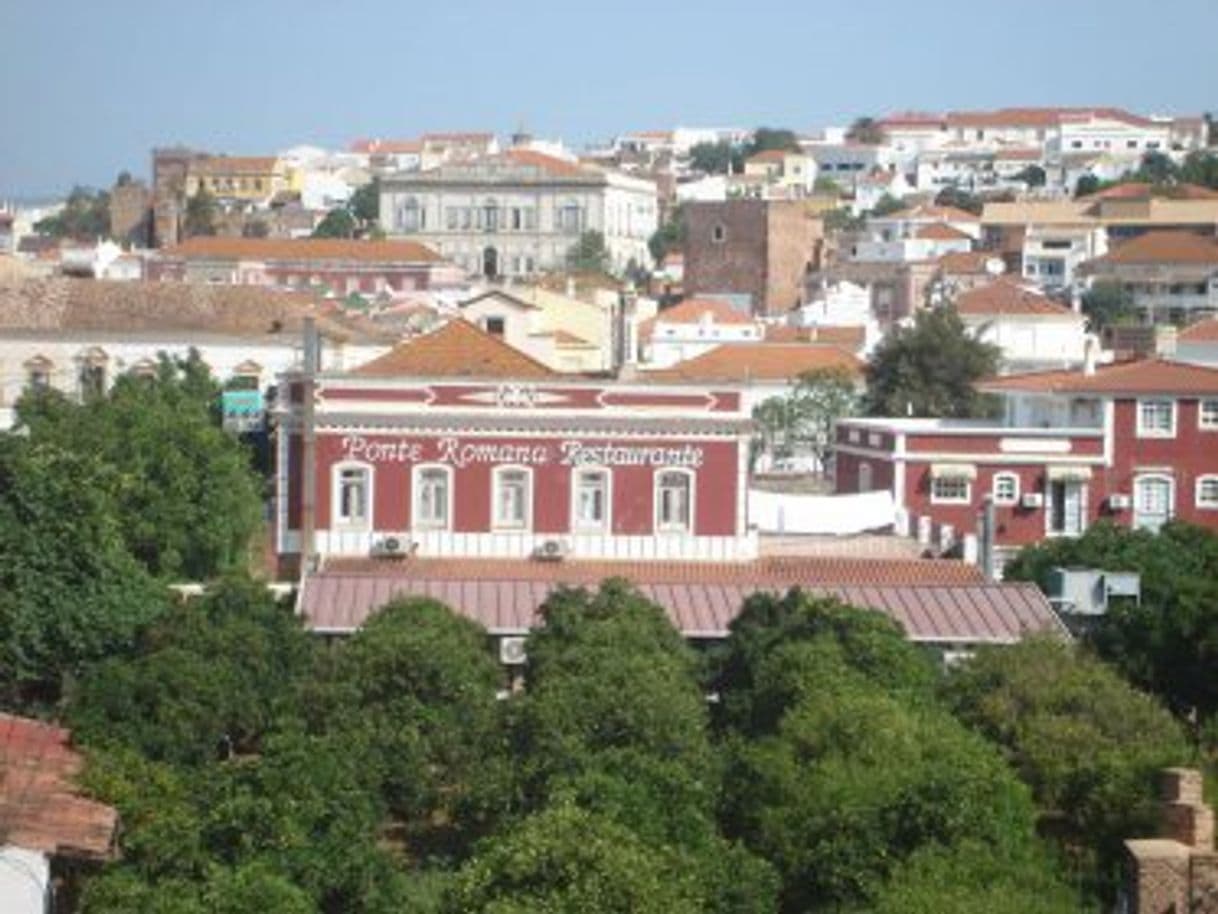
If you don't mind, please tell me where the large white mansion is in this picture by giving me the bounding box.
[378,149,657,278]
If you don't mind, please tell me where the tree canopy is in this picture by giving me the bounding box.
[864,306,1001,418]
[1081,279,1136,331]
[933,186,986,215]
[566,229,610,273]
[16,351,263,580]
[752,367,859,470]
[845,116,886,145]
[183,187,218,238]
[34,185,112,241]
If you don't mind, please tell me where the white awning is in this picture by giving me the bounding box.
[930,463,977,481]
[1047,464,1093,482]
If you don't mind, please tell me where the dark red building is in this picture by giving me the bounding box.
[836,357,1218,565]
[275,319,756,565]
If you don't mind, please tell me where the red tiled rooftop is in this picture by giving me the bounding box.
[0,714,117,860]
[763,325,867,348]
[1090,230,1218,266]
[937,250,1004,274]
[651,342,863,383]
[980,357,1218,396]
[499,149,591,177]
[954,279,1074,317]
[352,318,555,378]
[300,556,1061,643]
[1180,318,1218,343]
[880,204,980,223]
[916,222,973,241]
[163,236,442,264]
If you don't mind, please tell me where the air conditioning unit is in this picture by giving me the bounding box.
[1107,493,1132,511]
[1020,492,1044,509]
[499,636,528,666]
[372,536,411,559]
[533,539,569,561]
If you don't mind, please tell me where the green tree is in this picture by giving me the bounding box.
[316,597,506,854]
[1013,164,1047,187]
[933,186,984,215]
[1134,150,1178,184]
[1179,151,1218,190]
[313,207,357,239]
[183,187,218,238]
[864,306,1001,418]
[648,207,685,263]
[812,175,841,195]
[869,192,905,216]
[945,637,1191,901]
[743,127,802,158]
[822,206,865,232]
[845,116,886,145]
[68,579,316,765]
[1081,279,1135,331]
[786,367,859,471]
[1075,173,1104,198]
[1004,522,1218,733]
[689,141,742,175]
[566,229,610,272]
[448,803,703,914]
[349,178,381,226]
[0,435,167,708]
[34,185,112,241]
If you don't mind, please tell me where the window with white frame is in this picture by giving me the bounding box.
[335,465,371,528]
[656,470,693,532]
[1137,399,1176,438]
[1196,475,1218,510]
[931,476,971,504]
[992,472,1020,505]
[493,468,531,530]
[413,466,451,530]
[1200,400,1218,430]
[573,469,609,531]
[1133,474,1174,531]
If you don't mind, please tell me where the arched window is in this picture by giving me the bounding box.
[493,466,532,531]
[572,468,611,532]
[655,469,694,533]
[333,463,373,530]
[413,464,452,530]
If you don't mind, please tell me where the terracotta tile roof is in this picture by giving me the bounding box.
[1179,318,1218,343]
[422,132,495,144]
[352,318,555,378]
[1090,230,1218,266]
[979,357,1218,396]
[499,149,590,177]
[657,297,754,325]
[299,556,1063,644]
[880,204,980,223]
[0,714,118,860]
[953,279,1074,317]
[994,148,1043,161]
[191,156,279,175]
[937,250,1004,274]
[0,278,391,343]
[1084,182,1218,201]
[747,149,791,164]
[763,325,866,348]
[916,222,973,241]
[651,343,862,383]
[162,237,442,264]
[553,329,594,347]
[351,138,423,155]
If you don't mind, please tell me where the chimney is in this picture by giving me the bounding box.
[1160,768,1214,852]
[1083,336,1098,376]
[1155,325,1178,359]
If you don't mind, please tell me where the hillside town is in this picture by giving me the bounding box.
[4,7,1218,909]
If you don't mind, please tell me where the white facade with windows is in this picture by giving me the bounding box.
[380,151,658,277]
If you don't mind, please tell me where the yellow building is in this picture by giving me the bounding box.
[184,156,288,203]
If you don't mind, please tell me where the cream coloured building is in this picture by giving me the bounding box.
[379,149,658,278]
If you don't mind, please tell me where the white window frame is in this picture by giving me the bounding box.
[992,472,1020,506]
[655,468,695,533]
[492,466,533,532]
[571,467,612,533]
[1196,475,1218,510]
[1136,398,1177,438]
[930,476,972,505]
[332,462,373,530]
[1133,473,1176,530]
[412,464,452,531]
[1199,399,1218,431]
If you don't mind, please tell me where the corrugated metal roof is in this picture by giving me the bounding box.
[299,557,1062,644]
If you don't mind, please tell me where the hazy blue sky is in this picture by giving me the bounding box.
[2,0,1216,198]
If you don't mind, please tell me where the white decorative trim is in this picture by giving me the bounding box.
[1133,472,1176,531]
[492,465,533,532]
[992,472,1020,505]
[411,463,453,531]
[1195,474,1218,510]
[655,467,696,533]
[1135,398,1177,439]
[570,465,613,533]
[331,461,374,531]
[1199,399,1218,431]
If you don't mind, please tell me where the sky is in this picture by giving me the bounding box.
[2,0,1216,199]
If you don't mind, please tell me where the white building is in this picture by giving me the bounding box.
[0,279,393,429]
[638,297,762,367]
[1022,224,1108,292]
[793,279,882,356]
[380,149,658,278]
[953,278,1089,373]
